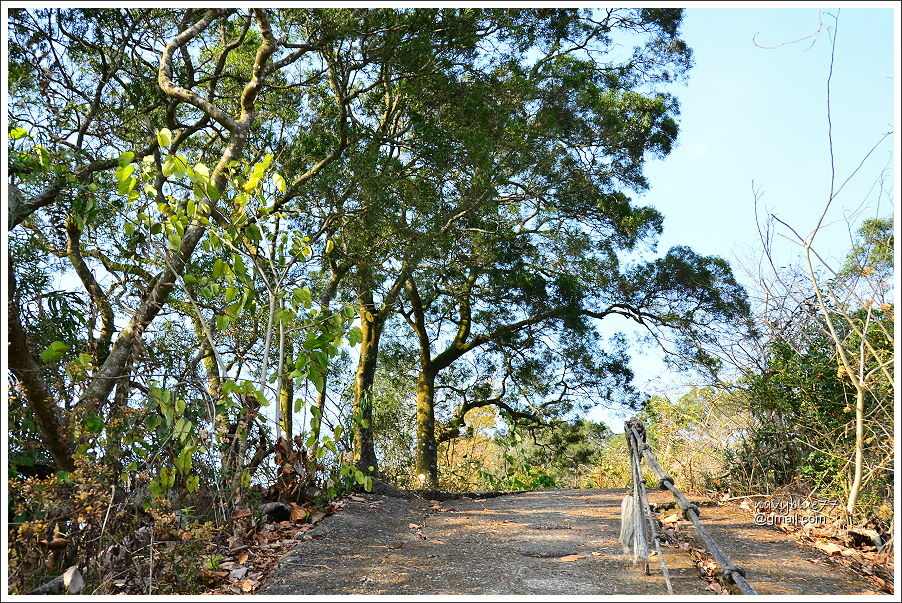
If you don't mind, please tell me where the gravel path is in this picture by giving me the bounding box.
[259,488,878,596]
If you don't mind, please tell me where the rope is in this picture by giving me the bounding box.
[635,458,675,594]
[626,430,649,570]
[624,418,758,596]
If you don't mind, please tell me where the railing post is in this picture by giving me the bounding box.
[623,417,758,595]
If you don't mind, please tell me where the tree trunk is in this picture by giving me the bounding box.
[7,268,75,472]
[311,372,326,450]
[415,369,438,487]
[189,312,221,398]
[279,339,294,440]
[846,385,866,516]
[353,304,381,475]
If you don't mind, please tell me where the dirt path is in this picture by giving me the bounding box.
[259,488,878,596]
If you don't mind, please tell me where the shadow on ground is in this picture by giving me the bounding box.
[259,488,878,596]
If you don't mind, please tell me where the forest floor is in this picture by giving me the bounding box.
[257,487,887,596]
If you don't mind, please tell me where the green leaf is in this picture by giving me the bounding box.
[309,370,324,393]
[325,239,334,254]
[292,287,312,309]
[161,155,176,177]
[242,176,260,193]
[40,341,71,363]
[118,177,136,196]
[157,128,172,148]
[193,162,210,180]
[240,469,252,489]
[175,446,194,474]
[186,475,200,493]
[245,223,262,244]
[173,417,193,443]
[9,126,28,140]
[83,415,104,435]
[118,151,135,167]
[232,255,247,279]
[34,146,51,170]
[116,164,136,182]
[272,172,286,192]
[347,326,363,346]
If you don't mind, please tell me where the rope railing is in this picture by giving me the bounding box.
[622,417,758,595]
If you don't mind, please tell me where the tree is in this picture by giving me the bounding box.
[386,8,751,486]
[6,8,362,502]
[747,11,893,519]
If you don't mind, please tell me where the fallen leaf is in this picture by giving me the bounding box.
[591,552,603,556]
[62,566,84,594]
[559,554,585,562]
[239,578,256,593]
[661,513,681,524]
[408,523,420,529]
[429,539,445,544]
[349,495,366,502]
[309,511,328,524]
[290,503,308,522]
[232,509,252,519]
[237,552,249,565]
[229,567,248,581]
[814,541,844,556]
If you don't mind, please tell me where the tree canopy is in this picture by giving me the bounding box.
[6,8,762,593]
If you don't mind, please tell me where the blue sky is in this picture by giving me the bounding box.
[644,7,894,267]
[591,6,897,427]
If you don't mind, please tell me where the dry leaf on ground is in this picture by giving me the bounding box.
[814,541,844,556]
[239,578,257,592]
